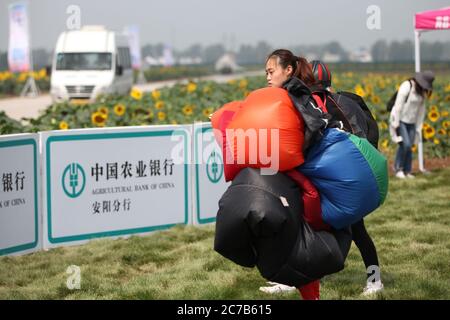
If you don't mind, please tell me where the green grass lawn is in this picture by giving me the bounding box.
[1,167,449,300]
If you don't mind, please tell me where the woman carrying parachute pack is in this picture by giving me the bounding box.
[212,50,349,300]
[264,51,388,296]
[211,50,388,299]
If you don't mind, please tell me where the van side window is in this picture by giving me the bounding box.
[125,49,132,69]
[118,47,132,69]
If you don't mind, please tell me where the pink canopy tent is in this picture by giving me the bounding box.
[414,7,449,172]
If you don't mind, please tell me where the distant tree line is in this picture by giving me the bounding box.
[143,39,450,65]
[1,39,449,70]
[370,39,450,62]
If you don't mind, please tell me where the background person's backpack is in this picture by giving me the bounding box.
[386,80,412,112]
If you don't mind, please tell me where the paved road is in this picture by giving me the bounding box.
[0,70,264,122]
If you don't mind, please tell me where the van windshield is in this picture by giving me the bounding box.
[56,53,112,71]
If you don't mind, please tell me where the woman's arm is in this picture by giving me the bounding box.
[415,102,426,144]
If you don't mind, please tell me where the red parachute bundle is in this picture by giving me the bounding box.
[211,87,305,181]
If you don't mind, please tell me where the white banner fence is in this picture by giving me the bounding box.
[0,123,228,256]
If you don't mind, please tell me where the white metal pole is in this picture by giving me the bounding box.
[414,30,421,73]
[415,30,426,172]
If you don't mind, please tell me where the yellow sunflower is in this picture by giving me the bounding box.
[430,105,438,112]
[239,79,248,89]
[130,88,143,100]
[91,111,107,127]
[428,110,440,123]
[381,139,389,149]
[17,72,28,83]
[379,121,388,130]
[354,84,366,98]
[442,111,449,118]
[157,111,166,121]
[155,101,164,110]
[38,68,47,79]
[371,95,381,105]
[423,126,435,140]
[411,144,417,153]
[202,107,214,118]
[445,95,450,102]
[152,90,161,100]
[182,105,194,116]
[433,138,440,145]
[98,106,109,115]
[438,129,446,136]
[443,121,450,129]
[59,121,69,130]
[114,104,126,116]
[187,82,197,93]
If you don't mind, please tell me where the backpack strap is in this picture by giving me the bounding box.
[311,92,328,114]
[405,80,413,103]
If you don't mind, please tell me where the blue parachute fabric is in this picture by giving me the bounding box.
[297,128,380,229]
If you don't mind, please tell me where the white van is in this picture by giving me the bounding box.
[50,25,133,103]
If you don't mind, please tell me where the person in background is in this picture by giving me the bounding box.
[390,71,434,179]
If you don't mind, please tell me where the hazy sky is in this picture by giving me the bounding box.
[1,0,450,52]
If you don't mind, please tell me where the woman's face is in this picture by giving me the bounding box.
[265,57,293,88]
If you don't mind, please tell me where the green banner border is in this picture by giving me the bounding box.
[0,138,39,255]
[46,130,190,244]
[195,125,222,224]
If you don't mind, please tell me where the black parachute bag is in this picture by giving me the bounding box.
[214,168,352,287]
[282,77,334,152]
[336,91,380,149]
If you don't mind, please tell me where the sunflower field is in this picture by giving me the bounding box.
[143,65,213,82]
[0,69,50,96]
[1,72,449,158]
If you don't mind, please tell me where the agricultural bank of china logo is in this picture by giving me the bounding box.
[62,163,86,198]
[206,151,223,184]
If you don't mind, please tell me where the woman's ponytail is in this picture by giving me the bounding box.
[294,56,315,87]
